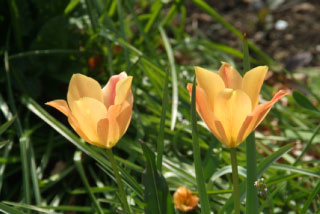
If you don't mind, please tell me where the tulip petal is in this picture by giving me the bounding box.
[187,84,228,144]
[236,90,287,144]
[67,114,92,145]
[45,99,94,144]
[98,102,133,148]
[69,97,107,143]
[45,99,70,116]
[114,76,133,105]
[217,62,242,89]
[67,74,103,106]
[195,66,225,109]
[102,72,128,108]
[116,101,133,139]
[97,118,112,148]
[214,89,252,147]
[242,66,268,109]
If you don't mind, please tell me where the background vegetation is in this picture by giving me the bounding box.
[1,0,319,213]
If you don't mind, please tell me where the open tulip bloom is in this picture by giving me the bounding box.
[187,62,286,148]
[46,72,133,149]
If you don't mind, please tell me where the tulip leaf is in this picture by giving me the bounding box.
[293,90,319,112]
[141,142,174,214]
[219,143,294,213]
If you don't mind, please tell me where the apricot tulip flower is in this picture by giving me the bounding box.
[173,186,199,212]
[46,72,133,149]
[187,62,286,148]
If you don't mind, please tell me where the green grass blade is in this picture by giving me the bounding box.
[0,140,13,193]
[74,151,104,214]
[28,141,42,205]
[159,26,178,130]
[64,0,80,14]
[301,180,320,213]
[270,164,320,178]
[144,1,162,33]
[294,125,320,165]
[0,115,16,135]
[117,0,130,70]
[0,202,26,214]
[4,51,31,206]
[191,78,211,213]
[85,0,98,32]
[156,69,169,171]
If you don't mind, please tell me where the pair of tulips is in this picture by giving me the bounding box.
[47,62,285,149]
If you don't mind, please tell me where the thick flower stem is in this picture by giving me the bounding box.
[106,149,131,214]
[230,148,240,214]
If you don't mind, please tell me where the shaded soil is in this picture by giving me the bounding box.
[187,0,320,70]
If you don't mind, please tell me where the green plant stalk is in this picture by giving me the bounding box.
[191,79,211,214]
[230,148,240,214]
[105,149,131,214]
[245,133,258,213]
[243,34,258,214]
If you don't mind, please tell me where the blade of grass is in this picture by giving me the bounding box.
[156,69,169,171]
[144,1,162,33]
[85,0,98,32]
[0,203,26,214]
[270,164,320,178]
[0,116,16,135]
[74,151,104,214]
[301,180,320,213]
[124,0,157,61]
[191,78,211,213]
[0,140,13,193]
[117,0,130,70]
[159,26,178,130]
[294,125,320,165]
[4,50,31,206]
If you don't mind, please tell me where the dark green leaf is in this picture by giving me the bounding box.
[141,142,173,214]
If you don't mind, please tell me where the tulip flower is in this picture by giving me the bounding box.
[46,72,133,149]
[173,186,199,212]
[187,62,286,148]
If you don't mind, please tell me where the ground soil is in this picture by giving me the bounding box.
[187,0,320,71]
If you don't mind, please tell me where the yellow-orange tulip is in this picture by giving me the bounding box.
[46,72,133,149]
[173,186,199,212]
[187,62,286,148]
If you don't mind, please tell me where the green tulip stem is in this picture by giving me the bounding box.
[230,148,240,214]
[106,149,131,214]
